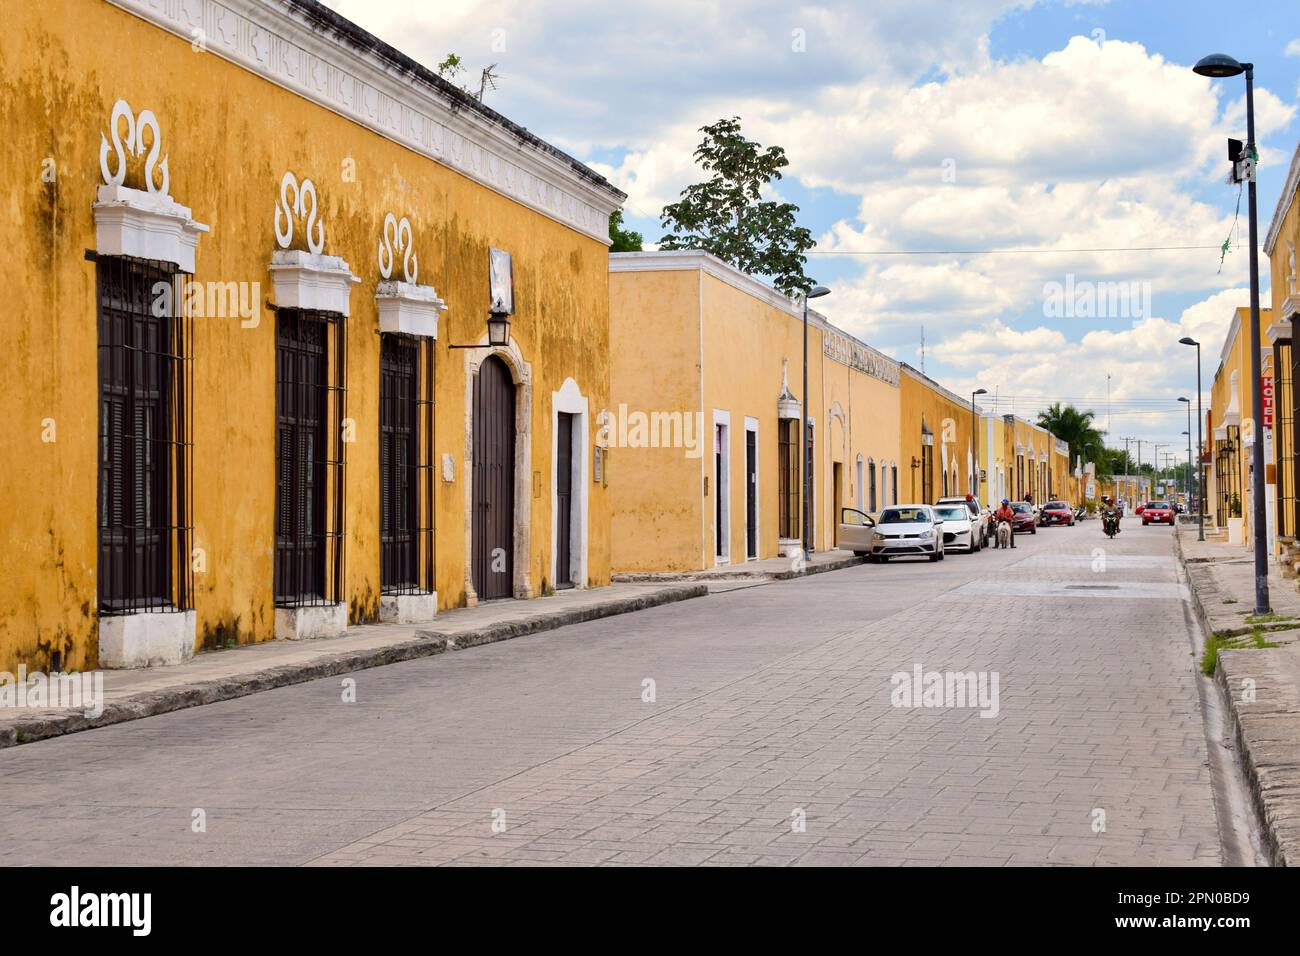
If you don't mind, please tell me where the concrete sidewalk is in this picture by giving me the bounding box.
[1176,526,1300,866]
[0,582,705,749]
[613,549,864,587]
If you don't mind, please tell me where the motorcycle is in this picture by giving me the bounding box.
[1073,507,1086,522]
[1102,512,1119,538]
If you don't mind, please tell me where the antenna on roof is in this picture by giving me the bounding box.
[477,65,500,102]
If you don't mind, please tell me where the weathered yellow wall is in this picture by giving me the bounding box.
[0,0,613,669]
[819,337,901,533]
[608,269,701,571]
[898,369,978,504]
[1210,308,1257,539]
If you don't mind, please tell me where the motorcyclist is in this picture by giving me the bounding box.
[994,498,1017,548]
[1100,495,1121,536]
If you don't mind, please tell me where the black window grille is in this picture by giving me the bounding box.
[778,418,799,538]
[379,335,435,594]
[96,255,193,615]
[1215,426,1242,528]
[921,443,933,503]
[275,308,346,607]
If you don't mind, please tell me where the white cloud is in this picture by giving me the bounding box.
[928,288,1251,441]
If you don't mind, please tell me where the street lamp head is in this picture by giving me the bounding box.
[1178,336,1199,347]
[808,285,831,299]
[1178,396,1190,404]
[973,388,988,397]
[1193,53,1245,78]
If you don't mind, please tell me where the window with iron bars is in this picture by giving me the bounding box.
[275,308,347,607]
[1215,426,1241,527]
[379,335,435,595]
[96,254,193,615]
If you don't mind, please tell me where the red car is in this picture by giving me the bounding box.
[1141,501,1174,525]
[1009,501,1037,534]
[1039,500,1074,526]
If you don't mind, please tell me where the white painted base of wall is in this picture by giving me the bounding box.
[378,592,438,624]
[1227,517,1244,546]
[98,610,196,669]
[275,604,347,641]
[778,538,802,558]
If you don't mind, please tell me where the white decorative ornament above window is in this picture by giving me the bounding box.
[274,171,325,255]
[99,99,170,196]
[93,99,207,272]
[375,211,445,339]
[378,213,417,284]
[269,170,357,315]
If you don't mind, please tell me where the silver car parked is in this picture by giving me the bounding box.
[838,503,945,563]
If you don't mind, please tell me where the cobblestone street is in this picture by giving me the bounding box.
[0,521,1221,866]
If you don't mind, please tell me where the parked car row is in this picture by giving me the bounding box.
[837,495,1099,563]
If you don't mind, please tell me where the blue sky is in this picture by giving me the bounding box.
[331,0,1300,459]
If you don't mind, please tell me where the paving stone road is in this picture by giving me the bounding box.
[0,519,1222,866]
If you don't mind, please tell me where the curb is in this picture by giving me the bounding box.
[1213,659,1293,867]
[0,584,706,749]
[1174,528,1292,867]
[613,554,865,584]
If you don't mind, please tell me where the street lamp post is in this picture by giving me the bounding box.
[802,285,830,563]
[1179,337,1206,541]
[971,388,987,501]
[1178,397,1193,514]
[1194,52,1269,613]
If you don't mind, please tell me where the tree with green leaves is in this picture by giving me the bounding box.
[659,117,815,296]
[608,210,643,252]
[1037,402,1104,471]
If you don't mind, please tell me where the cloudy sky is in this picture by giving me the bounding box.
[331,0,1300,461]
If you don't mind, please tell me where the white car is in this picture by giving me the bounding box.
[936,495,988,549]
[838,504,945,563]
[933,503,982,553]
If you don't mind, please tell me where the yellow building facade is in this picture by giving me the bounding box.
[898,367,982,506]
[608,252,901,572]
[1264,139,1300,549]
[1209,306,1277,547]
[0,0,624,671]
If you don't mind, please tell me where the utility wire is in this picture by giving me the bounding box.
[807,244,1229,256]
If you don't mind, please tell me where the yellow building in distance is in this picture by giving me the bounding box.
[0,0,624,672]
[607,251,901,572]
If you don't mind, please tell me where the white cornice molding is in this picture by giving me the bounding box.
[609,250,903,387]
[105,0,624,244]
[1265,139,1300,256]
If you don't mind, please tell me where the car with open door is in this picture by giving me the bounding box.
[861,504,945,563]
[838,507,877,556]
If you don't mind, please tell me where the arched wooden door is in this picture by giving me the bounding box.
[472,355,516,600]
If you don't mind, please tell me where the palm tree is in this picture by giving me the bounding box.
[1037,402,1103,469]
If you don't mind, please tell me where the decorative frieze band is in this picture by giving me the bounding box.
[106,0,623,244]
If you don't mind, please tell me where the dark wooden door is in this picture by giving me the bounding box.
[380,336,419,591]
[472,356,515,600]
[555,412,574,588]
[745,430,757,558]
[275,311,327,604]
